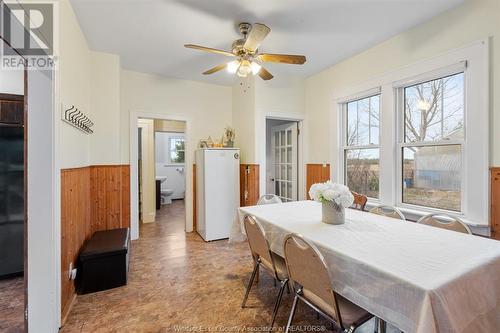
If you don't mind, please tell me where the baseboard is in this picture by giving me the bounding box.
[141,211,156,223]
[60,293,77,326]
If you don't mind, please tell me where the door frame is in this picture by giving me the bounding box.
[137,119,156,223]
[1,33,60,332]
[259,112,305,201]
[270,122,298,201]
[129,111,191,240]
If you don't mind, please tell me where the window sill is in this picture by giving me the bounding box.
[365,200,491,237]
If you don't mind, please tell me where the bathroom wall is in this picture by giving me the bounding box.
[155,132,186,200]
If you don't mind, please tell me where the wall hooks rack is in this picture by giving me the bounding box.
[62,105,94,134]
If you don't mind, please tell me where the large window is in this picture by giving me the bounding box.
[336,42,488,229]
[343,94,380,198]
[399,72,464,211]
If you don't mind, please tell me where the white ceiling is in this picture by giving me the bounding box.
[70,0,464,85]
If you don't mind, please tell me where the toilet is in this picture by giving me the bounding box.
[161,189,174,205]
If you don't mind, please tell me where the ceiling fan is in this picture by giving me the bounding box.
[184,22,306,81]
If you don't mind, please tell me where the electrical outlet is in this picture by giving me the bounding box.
[68,262,77,280]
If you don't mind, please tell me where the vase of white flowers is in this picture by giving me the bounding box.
[309,181,354,225]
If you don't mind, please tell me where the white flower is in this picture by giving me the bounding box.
[309,181,354,208]
[322,189,337,201]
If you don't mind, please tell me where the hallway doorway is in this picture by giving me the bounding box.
[265,119,300,202]
[136,118,187,233]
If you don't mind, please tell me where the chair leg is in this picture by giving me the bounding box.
[374,317,388,333]
[270,280,287,328]
[241,263,259,308]
[379,319,386,333]
[285,294,299,333]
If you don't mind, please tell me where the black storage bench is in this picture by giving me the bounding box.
[77,228,130,294]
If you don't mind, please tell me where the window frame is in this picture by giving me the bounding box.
[340,89,382,200]
[395,69,466,214]
[333,40,489,232]
[168,136,185,165]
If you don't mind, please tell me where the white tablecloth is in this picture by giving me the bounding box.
[230,201,500,333]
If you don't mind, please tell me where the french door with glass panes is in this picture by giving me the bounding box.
[271,123,298,201]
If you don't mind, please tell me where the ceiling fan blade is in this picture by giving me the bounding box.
[202,63,228,75]
[184,44,235,57]
[244,23,270,53]
[257,66,274,81]
[257,53,306,65]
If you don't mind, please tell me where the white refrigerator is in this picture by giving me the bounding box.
[196,148,240,241]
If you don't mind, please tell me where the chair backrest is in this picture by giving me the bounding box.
[351,191,368,211]
[369,205,406,221]
[257,194,282,205]
[284,234,342,325]
[243,215,275,268]
[417,213,472,234]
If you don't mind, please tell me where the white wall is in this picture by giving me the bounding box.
[155,132,186,199]
[89,52,121,165]
[232,75,306,165]
[0,69,24,95]
[59,1,122,168]
[305,0,500,165]
[58,0,91,169]
[232,76,256,164]
[255,75,305,116]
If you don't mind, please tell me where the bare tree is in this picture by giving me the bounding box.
[404,76,463,143]
[345,75,463,199]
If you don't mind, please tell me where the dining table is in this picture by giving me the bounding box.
[229,200,500,333]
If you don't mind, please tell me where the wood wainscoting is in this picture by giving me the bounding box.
[306,164,331,199]
[61,167,91,319]
[61,165,130,320]
[240,164,260,207]
[491,167,500,240]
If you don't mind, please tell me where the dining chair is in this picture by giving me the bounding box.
[417,213,472,234]
[351,192,368,211]
[257,194,283,205]
[242,215,289,328]
[283,233,373,333]
[369,205,406,221]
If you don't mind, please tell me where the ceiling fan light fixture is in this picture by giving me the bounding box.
[250,62,261,75]
[185,22,306,81]
[237,60,252,77]
[227,60,240,74]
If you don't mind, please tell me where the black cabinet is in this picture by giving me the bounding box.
[77,228,130,294]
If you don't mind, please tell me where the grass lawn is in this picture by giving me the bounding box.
[403,188,461,212]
